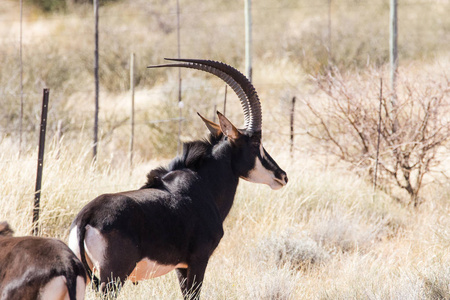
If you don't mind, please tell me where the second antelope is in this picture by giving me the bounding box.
[69,59,287,299]
[0,222,86,300]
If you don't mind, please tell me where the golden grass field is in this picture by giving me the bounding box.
[1,0,450,299]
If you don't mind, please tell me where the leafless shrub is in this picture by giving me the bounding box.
[257,229,330,270]
[302,67,450,206]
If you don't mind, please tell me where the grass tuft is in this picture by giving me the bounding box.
[257,229,330,271]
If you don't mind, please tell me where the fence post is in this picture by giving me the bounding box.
[55,119,62,159]
[19,0,24,155]
[389,0,398,133]
[93,0,99,160]
[245,0,252,82]
[327,0,332,62]
[176,0,183,156]
[32,89,49,236]
[129,53,135,171]
[223,85,227,116]
[177,79,183,156]
[290,96,296,158]
[212,104,217,123]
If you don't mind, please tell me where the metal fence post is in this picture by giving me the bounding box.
[129,53,135,171]
[290,96,296,158]
[32,89,49,236]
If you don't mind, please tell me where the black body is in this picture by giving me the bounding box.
[70,59,287,299]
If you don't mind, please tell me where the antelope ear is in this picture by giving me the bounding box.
[0,221,14,237]
[217,111,241,140]
[197,112,222,137]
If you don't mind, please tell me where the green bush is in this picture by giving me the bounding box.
[28,0,66,12]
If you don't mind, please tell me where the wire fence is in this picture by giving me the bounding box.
[1,0,448,159]
[0,0,449,229]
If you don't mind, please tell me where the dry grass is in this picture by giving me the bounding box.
[2,139,450,299]
[1,0,449,156]
[1,0,450,299]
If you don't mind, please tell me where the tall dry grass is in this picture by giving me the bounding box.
[1,0,450,299]
[1,0,449,157]
[1,138,450,299]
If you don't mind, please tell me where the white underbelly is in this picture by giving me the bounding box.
[128,258,188,282]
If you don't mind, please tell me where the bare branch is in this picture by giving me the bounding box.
[302,67,450,204]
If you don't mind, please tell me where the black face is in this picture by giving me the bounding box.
[229,133,287,190]
[229,134,258,177]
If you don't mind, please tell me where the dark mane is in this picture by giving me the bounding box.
[141,133,221,189]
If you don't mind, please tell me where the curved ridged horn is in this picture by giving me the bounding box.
[148,58,262,134]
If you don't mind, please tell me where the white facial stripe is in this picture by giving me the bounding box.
[242,143,285,190]
[244,156,276,186]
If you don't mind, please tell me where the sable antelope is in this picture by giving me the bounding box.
[0,222,86,300]
[68,59,287,299]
